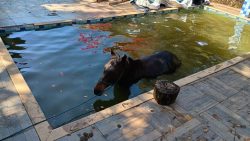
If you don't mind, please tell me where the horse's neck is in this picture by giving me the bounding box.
[130,59,144,77]
[120,59,144,85]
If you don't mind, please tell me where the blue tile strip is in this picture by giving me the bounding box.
[38,25,44,29]
[240,0,250,18]
[0,29,5,33]
[76,19,87,24]
[20,27,26,31]
[228,20,246,50]
[56,23,61,27]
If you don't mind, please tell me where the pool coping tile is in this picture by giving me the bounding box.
[1,6,250,141]
[0,37,46,124]
[0,8,179,36]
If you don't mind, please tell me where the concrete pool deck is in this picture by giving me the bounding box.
[0,0,248,28]
[0,1,250,141]
[0,0,161,27]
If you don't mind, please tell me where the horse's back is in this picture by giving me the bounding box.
[142,51,181,78]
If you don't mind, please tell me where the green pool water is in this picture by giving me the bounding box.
[2,10,250,128]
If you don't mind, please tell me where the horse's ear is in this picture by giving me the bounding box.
[111,49,116,57]
[121,55,127,62]
[128,57,133,63]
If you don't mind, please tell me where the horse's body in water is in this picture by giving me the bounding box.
[94,50,181,95]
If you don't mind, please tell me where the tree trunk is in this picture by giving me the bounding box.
[153,80,180,105]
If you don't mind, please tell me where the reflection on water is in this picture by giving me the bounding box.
[93,84,131,112]
[228,20,247,50]
[2,10,250,128]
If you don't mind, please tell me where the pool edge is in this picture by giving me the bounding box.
[1,6,250,141]
[0,8,179,36]
[1,6,250,36]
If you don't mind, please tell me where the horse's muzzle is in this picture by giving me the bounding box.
[94,89,103,96]
[94,82,108,96]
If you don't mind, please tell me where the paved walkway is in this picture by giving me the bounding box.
[0,57,40,140]
[0,0,143,27]
[0,1,247,28]
[57,57,250,141]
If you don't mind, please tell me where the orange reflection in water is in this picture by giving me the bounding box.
[103,37,147,54]
[86,23,112,31]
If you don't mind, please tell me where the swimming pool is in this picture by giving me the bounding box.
[2,9,250,128]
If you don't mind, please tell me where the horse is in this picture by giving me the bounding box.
[94,50,181,95]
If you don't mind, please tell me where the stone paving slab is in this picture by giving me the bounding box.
[0,63,40,140]
[213,69,250,91]
[57,125,107,141]
[3,127,40,141]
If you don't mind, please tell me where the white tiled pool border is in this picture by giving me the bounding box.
[0,6,250,141]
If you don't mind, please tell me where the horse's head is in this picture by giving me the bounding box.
[94,50,129,95]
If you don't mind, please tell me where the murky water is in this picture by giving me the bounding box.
[2,10,250,128]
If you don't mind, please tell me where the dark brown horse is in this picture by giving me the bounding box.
[94,50,181,95]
